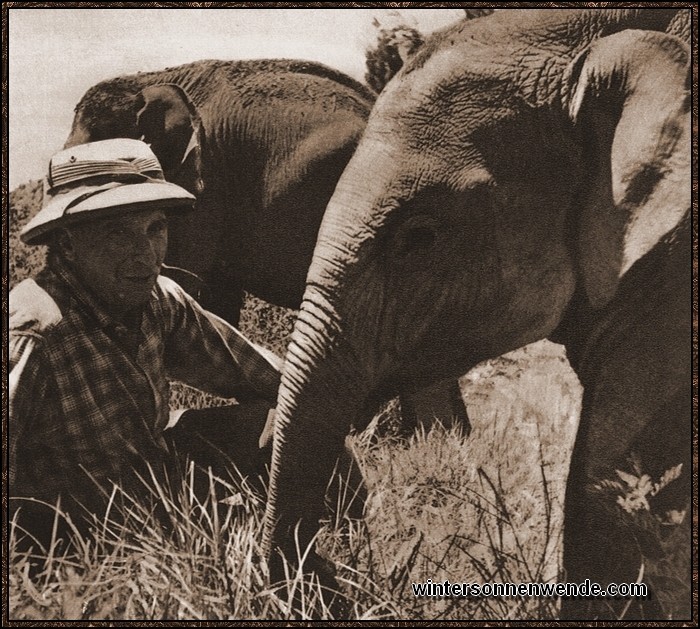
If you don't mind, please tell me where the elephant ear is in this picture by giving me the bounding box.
[136,84,200,179]
[567,30,689,309]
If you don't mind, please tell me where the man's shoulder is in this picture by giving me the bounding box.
[156,273,186,295]
[9,278,63,337]
[154,274,193,306]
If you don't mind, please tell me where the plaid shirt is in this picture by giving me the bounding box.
[9,257,281,511]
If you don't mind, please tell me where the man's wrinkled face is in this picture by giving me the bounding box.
[62,209,169,317]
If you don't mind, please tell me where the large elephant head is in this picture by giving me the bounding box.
[264,8,690,617]
[65,79,212,308]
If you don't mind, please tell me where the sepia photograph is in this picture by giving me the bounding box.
[6,4,696,622]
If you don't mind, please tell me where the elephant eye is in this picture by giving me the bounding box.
[389,215,439,261]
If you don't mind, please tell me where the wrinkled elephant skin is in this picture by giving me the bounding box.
[66,59,472,439]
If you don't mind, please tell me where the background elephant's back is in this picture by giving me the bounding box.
[175,59,375,308]
[222,58,376,104]
[153,58,375,115]
[179,58,374,196]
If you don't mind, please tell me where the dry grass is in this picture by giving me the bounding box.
[9,465,300,620]
[334,341,580,621]
[8,425,566,621]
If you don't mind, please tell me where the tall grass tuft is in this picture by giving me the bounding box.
[339,423,563,620]
[10,463,285,620]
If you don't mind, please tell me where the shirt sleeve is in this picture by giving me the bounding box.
[9,333,50,488]
[158,277,282,404]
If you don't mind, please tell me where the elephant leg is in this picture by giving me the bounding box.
[399,378,471,438]
[561,390,690,620]
[205,278,245,327]
[561,449,650,619]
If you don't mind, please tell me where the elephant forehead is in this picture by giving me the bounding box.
[372,56,530,163]
[383,46,514,117]
[335,128,489,214]
[75,78,141,118]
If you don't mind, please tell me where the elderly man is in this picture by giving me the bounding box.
[9,139,280,548]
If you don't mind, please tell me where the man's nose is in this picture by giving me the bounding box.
[130,232,165,265]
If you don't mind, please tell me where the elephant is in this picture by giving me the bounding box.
[65,58,472,437]
[263,9,691,620]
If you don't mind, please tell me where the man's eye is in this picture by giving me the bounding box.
[148,219,168,236]
[105,228,131,242]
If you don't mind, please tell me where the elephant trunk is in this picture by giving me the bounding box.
[262,134,398,568]
[263,286,370,565]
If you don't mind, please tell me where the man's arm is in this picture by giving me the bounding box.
[158,276,282,404]
[9,334,50,488]
[9,279,61,489]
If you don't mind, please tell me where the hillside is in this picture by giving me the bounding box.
[9,180,46,288]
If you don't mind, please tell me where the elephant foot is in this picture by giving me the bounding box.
[268,546,347,619]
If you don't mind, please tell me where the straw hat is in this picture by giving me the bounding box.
[21,139,195,245]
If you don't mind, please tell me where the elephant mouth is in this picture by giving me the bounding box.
[359,382,399,425]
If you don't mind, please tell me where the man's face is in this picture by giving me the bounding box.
[63,209,169,317]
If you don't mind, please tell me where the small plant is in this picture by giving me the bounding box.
[592,455,690,619]
[594,457,685,524]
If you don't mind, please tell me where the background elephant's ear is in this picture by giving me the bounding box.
[136,84,200,178]
[567,30,689,309]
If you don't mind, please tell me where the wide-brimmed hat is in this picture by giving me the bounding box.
[20,139,196,245]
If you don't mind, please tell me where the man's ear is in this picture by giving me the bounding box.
[54,228,76,262]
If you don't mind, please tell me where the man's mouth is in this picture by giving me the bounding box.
[123,272,157,284]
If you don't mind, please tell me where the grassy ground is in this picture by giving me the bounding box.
[9,352,578,621]
[7,181,688,620]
